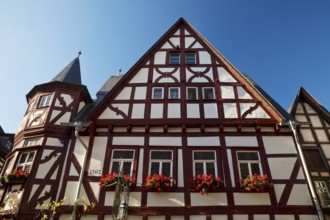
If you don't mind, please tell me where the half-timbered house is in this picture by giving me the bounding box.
[0,18,323,220]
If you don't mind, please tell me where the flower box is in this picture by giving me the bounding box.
[145,174,176,192]
[188,174,222,195]
[242,174,270,192]
[0,170,29,185]
[99,173,135,190]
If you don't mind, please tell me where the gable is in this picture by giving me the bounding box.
[90,18,286,125]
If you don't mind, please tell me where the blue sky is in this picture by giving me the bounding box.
[1,1,330,133]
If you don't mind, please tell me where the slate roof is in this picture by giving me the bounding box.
[51,57,82,85]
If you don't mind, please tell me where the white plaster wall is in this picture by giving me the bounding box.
[221,86,235,99]
[262,136,297,154]
[149,137,182,146]
[178,149,184,187]
[161,41,173,49]
[89,182,100,202]
[190,216,206,220]
[137,148,144,187]
[129,68,149,83]
[98,104,129,119]
[169,37,180,47]
[299,215,318,220]
[190,193,227,206]
[112,136,144,146]
[301,129,315,142]
[168,127,182,132]
[36,149,59,179]
[315,130,329,142]
[227,149,235,187]
[151,104,163,118]
[154,51,167,65]
[46,137,63,147]
[185,37,195,48]
[172,216,185,220]
[295,115,308,123]
[211,215,228,220]
[218,67,236,82]
[199,51,211,64]
[150,127,163,132]
[233,215,248,220]
[74,136,89,168]
[55,94,73,107]
[154,68,180,83]
[304,103,316,114]
[187,136,220,146]
[295,103,304,113]
[225,136,258,147]
[149,216,165,220]
[168,103,181,118]
[204,103,218,118]
[186,68,209,83]
[104,191,142,206]
[310,115,322,127]
[187,104,200,118]
[268,158,296,179]
[64,181,89,205]
[273,184,285,203]
[223,103,238,118]
[205,127,220,132]
[131,104,145,119]
[192,42,203,49]
[132,127,145,132]
[254,215,270,220]
[78,101,85,113]
[80,216,98,220]
[115,87,132,100]
[54,112,71,125]
[240,103,270,118]
[88,137,107,176]
[321,144,330,158]
[287,184,313,205]
[237,86,252,99]
[233,193,271,205]
[274,215,294,220]
[147,192,184,207]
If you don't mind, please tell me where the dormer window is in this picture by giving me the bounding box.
[169,53,180,64]
[38,95,52,108]
[186,53,196,64]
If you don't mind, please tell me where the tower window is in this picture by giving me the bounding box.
[186,53,196,64]
[169,53,180,64]
[38,95,52,108]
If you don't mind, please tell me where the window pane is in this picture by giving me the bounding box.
[153,88,163,99]
[187,88,197,100]
[251,163,261,175]
[162,162,171,176]
[111,162,120,173]
[25,165,32,172]
[151,151,172,160]
[203,88,214,99]
[27,152,35,162]
[19,153,28,164]
[169,88,179,99]
[113,150,134,159]
[170,53,180,64]
[186,53,196,64]
[206,163,215,175]
[194,151,215,160]
[150,162,160,175]
[195,163,204,176]
[38,95,51,108]
[122,162,132,175]
[239,163,249,179]
[237,152,259,161]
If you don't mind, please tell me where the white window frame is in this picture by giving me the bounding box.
[38,95,52,108]
[185,53,196,64]
[237,151,263,179]
[152,87,164,99]
[202,87,215,100]
[169,87,180,99]
[187,87,198,100]
[169,53,180,64]
[16,151,35,172]
[193,150,218,177]
[314,181,330,207]
[110,149,135,176]
[24,138,42,147]
[149,150,173,176]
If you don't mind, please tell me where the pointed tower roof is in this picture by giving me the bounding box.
[51,56,81,85]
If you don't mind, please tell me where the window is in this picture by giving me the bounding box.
[149,150,173,176]
[16,151,35,172]
[237,151,263,179]
[303,148,327,170]
[193,150,217,177]
[38,95,52,108]
[187,87,198,100]
[24,138,42,147]
[169,53,180,64]
[169,87,180,99]
[186,53,196,64]
[152,87,164,99]
[110,150,134,176]
[314,181,330,207]
[203,87,215,100]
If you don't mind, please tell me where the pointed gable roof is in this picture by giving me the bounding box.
[289,87,330,124]
[89,18,289,123]
[51,57,81,85]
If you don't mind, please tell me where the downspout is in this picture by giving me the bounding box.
[284,120,324,220]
